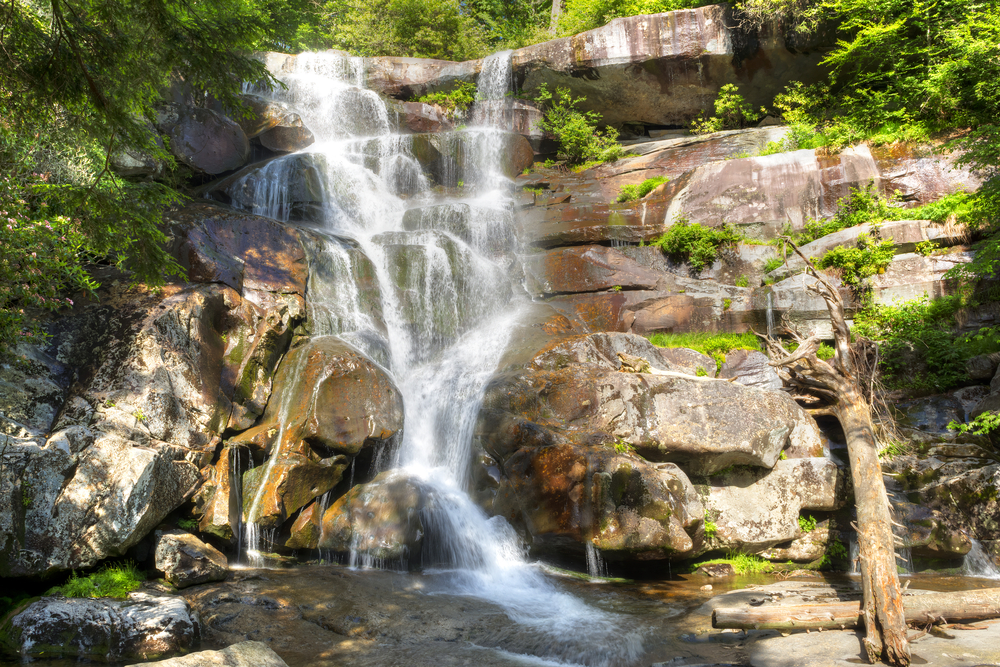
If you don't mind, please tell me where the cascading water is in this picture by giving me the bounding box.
[963,540,1000,579]
[225,50,642,665]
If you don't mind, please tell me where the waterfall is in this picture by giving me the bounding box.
[765,291,775,338]
[224,50,642,666]
[963,540,1000,579]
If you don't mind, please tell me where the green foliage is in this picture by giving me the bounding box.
[819,536,849,569]
[46,562,144,599]
[786,340,836,360]
[648,331,761,372]
[795,182,900,245]
[695,366,708,377]
[611,285,623,292]
[734,275,749,288]
[798,514,817,532]
[613,437,634,454]
[177,518,200,531]
[722,298,732,311]
[763,257,785,274]
[816,232,895,296]
[694,551,773,575]
[318,0,489,60]
[650,218,741,271]
[949,411,1000,436]
[691,84,765,134]
[416,82,478,116]
[703,514,718,540]
[915,240,937,257]
[615,176,669,203]
[558,0,708,36]
[852,293,1000,391]
[534,84,625,165]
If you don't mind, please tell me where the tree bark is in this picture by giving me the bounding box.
[549,0,562,33]
[760,240,910,666]
[713,588,1000,630]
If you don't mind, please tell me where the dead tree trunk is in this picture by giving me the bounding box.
[759,240,910,666]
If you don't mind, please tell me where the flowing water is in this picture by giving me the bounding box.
[963,539,1000,579]
[225,51,642,666]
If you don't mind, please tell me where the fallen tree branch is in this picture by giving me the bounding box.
[713,588,1000,631]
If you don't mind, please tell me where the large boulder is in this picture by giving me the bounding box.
[1,593,199,661]
[699,458,844,553]
[163,106,250,175]
[480,333,823,477]
[397,101,454,133]
[154,529,229,589]
[493,446,705,560]
[231,336,403,528]
[918,464,1000,541]
[125,641,288,667]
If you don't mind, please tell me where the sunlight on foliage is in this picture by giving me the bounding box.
[46,562,144,599]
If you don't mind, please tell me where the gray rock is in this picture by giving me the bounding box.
[5,593,199,661]
[895,394,966,435]
[700,458,844,552]
[168,107,250,174]
[154,529,228,589]
[718,350,782,390]
[759,525,830,563]
[258,125,315,153]
[125,640,288,667]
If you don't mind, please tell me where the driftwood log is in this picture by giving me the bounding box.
[758,240,910,665]
[713,587,1000,631]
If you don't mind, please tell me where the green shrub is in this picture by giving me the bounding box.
[534,84,624,165]
[692,551,772,575]
[691,84,765,134]
[648,331,760,369]
[915,240,937,256]
[46,562,144,599]
[763,257,785,273]
[650,218,741,271]
[734,275,749,287]
[722,298,732,310]
[557,0,707,36]
[615,175,669,203]
[816,231,895,296]
[949,411,1000,436]
[416,81,478,116]
[798,515,818,532]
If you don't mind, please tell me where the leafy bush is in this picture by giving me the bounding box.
[734,275,749,287]
[558,0,708,36]
[949,411,1000,436]
[763,257,785,273]
[534,84,625,165]
[852,293,997,391]
[691,84,765,134]
[650,218,741,271]
[46,562,144,599]
[416,81,478,116]
[798,515,818,532]
[816,232,895,296]
[615,176,669,203]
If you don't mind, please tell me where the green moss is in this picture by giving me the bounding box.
[46,562,144,599]
[614,176,669,203]
[647,331,760,362]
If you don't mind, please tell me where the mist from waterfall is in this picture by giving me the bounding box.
[226,50,642,666]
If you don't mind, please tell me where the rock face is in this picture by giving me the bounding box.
[154,529,229,589]
[126,641,289,667]
[2,593,199,661]
[699,458,843,552]
[236,94,314,154]
[475,332,831,559]
[350,6,828,128]
[397,101,454,133]
[231,337,403,529]
[0,202,308,577]
[163,106,250,174]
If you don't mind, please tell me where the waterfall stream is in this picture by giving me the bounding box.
[225,50,642,666]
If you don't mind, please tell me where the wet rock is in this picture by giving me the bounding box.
[694,563,735,577]
[3,593,199,661]
[126,640,289,667]
[894,501,971,559]
[718,350,782,390]
[759,525,830,563]
[166,107,250,175]
[231,336,403,527]
[896,394,966,435]
[258,125,315,153]
[480,333,823,477]
[409,131,533,183]
[494,446,703,560]
[522,246,662,296]
[919,463,1000,541]
[235,94,306,139]
[699,458,844,553]
[318,471,429,562]
[154,529,229,588]
[398,101,454,133]
[285,501,323,550]
[203,154,327,224]
[194,446,249,541]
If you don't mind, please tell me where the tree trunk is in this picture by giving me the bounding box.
[713,587,1000,630]
[759,240,910,665]
[549,0,562,33]
[838,391,909,664]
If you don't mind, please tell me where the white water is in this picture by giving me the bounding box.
[227,50,642,666]
[963,539,1000,579]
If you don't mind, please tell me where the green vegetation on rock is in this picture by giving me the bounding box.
[691,84,765,134]
[45,562,144,599]
[558,0,709,36]
[650,218,741,272]
[816,231,895,297]
[615,176,669,203]
[648,331,761,369]
[534,84,626,166]
[416,82,478,116]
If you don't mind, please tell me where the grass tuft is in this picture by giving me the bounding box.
[46,562,144,599]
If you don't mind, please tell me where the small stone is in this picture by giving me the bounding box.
[701,584,713,591]
[154,529,229,589]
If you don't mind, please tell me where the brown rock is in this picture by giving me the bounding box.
[154,529,229,588]
[398,101,454,133]
[258,125,316,153]
[522,246,662,296]
[168,107,250,175]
